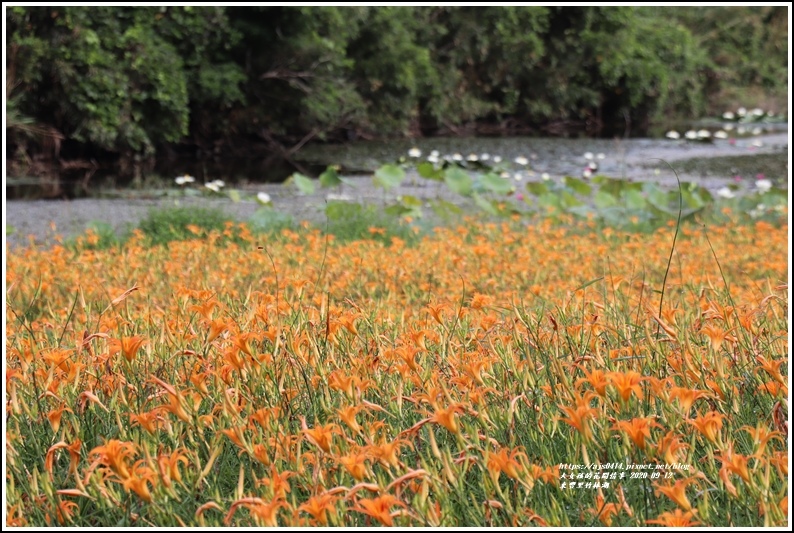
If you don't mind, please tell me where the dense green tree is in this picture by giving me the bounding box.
[5,5,787,178]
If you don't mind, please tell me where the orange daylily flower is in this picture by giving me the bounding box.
[607,370,644,403]
[328,370,364,398]
[337,405,363,435]
[700,323,736,352]
[576,367,609,397]
[741,424,783,457]
[588,492,621,526]
[461,360,490,386]
[121,460,157,502]
[130,410,165,434]
[206,318,229,343]
[558,392,599,442]
[754,354,787,386]
[88,439,137,480]
[367,437,410,469]
[668,387,710,416]
[190,299,218,321]
[298,492,338,525]
[430,404,463,434]
[110,335,147,362]
[45,439,82,476]
[486,447,526,483]
[470,293,493,310]
[656,431,689,465]
[46,404,73,433]
[717,444,751,496]
[46,499,78,526]
[352,494,406,527]
[231,332,258,357]
[654,477,699,511]
[157,449,189,488]
[426,302,448,325]
[612,416,660,450]
[646,509,701,526]
[258,465,293,500]
[339,450,370,481]
[688,411,724,444]
[302,422,338,454]
[225,497,287,527]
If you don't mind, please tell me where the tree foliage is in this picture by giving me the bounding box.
[5,6,788,169]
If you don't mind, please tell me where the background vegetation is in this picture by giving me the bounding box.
[6,6,789,176]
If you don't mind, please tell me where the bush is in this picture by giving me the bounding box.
[136,206,235,246]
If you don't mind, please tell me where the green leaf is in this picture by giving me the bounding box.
[399,195,423,208]
[525,182,549,196]
[575,276,604,292]
[444,167,473,196]
[472,193,500,216]
[290,173,316,195]
[373,164,405,190]
[248,208,294,233]
[621,189,646,210]
[594,190,618,209]
[559,190,583,208]
[480,173,515,195]
[563,176,592,196]
[319,166,342,187]
[326,201,362,221]
[227,189,241,203]
[417,162,443,180]
[429,200,463,220]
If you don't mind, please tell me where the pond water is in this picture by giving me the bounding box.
[6,126,788,200]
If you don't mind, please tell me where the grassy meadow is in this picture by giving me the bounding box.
[4,208,789,526]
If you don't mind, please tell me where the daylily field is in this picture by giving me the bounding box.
[4,211,789,527]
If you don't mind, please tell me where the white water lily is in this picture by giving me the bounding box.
[480,153,490,161]
[737,126,746,135]
[427,154,440,164]
[541,172,551,181]
[596,153,605,160]
[430,150,440,157]
[737,107,747,116]
[500,171,511,179]
[684,130,698,140]
[211,179,225,188]
[513,173,523,181]
[751,127,762,136]
[724,124,734,131]
[492,156,502,164]
[717,187,735,199]
[582,168,593,179]
[257,192,272,204]
[587,161,598,171]
[175,174,195,185]
[751,108,764,117]
[722,111,735,120]
[467,153,479,162]
[204,182,220,193]
[514,156,529,166]
[751,139,763,148]
[665,130,681,140]
[755,179,772,193]
[408,147,422,158]
[452,153,463,161]
[713,130,728,139]
[583,152,594,160]
[697,129,711,139]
